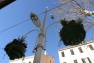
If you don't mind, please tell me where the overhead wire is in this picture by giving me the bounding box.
[0,19,30,34]
[38,0,73,16]
[73,0,84,10]
[0,47,6,63]
[0,0,93,34]
[0,1,75,61]
[0,0,73,34]
[0,0,93,62]
[0,54,6,63]
[0,0,94,62]
[0,0,74,62]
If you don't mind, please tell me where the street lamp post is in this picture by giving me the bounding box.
[29,3,94,63]
[30,8,48,63]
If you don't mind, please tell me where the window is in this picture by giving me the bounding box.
[50,60,51,63]
[29,61,31,63]
[81,58,86,63]
[88,45,94,50]
[70,49,74,55]
[78,47,83,53]
[73,59,78,63]
[87,57,92,63]
[61,52,65,57]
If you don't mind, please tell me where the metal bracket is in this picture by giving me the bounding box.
[34,44,44,51]
[39,33,45,37]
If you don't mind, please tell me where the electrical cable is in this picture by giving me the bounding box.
[0,0,93,62]
[38,0,73,16]
[0,47,6,62]
[0,19,30,34]
[0,54,6,62]
[73,0,84,10]
[0,0,73,34]
[0,0,92,34]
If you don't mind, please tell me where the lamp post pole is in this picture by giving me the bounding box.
[31,9,48,63]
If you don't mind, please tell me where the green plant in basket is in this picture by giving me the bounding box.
[59,18,86,46]
[4,36,27,60]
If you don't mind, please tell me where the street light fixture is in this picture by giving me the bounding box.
[30,12,41,28]
[30,7,48,63]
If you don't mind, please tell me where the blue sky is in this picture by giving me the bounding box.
[0,0,65,63]
[0,0,94,63]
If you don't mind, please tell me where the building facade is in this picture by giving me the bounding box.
[9,53,54,63]
[58,40,94,63]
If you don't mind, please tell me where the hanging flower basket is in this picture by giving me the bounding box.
[59,18,86,46]
[4,37,27,60]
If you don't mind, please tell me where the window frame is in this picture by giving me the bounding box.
[70,49,74,55]
[88,45,94,50]
[87,57,92,63]
[73,59,78,63]
[61,51,65,57]
[78,47,83,53]
[29,61,31,63]
[81,58,86,63]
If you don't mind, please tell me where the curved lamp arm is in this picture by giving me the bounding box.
[45,21,61,33]
[23,29,40,53]
[23,29,39,39]
[44,21,61,50]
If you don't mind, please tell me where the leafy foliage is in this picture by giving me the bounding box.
[4,37,27,60]
[59,19,86,46]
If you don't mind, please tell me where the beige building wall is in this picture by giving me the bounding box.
[41,54,54,63]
